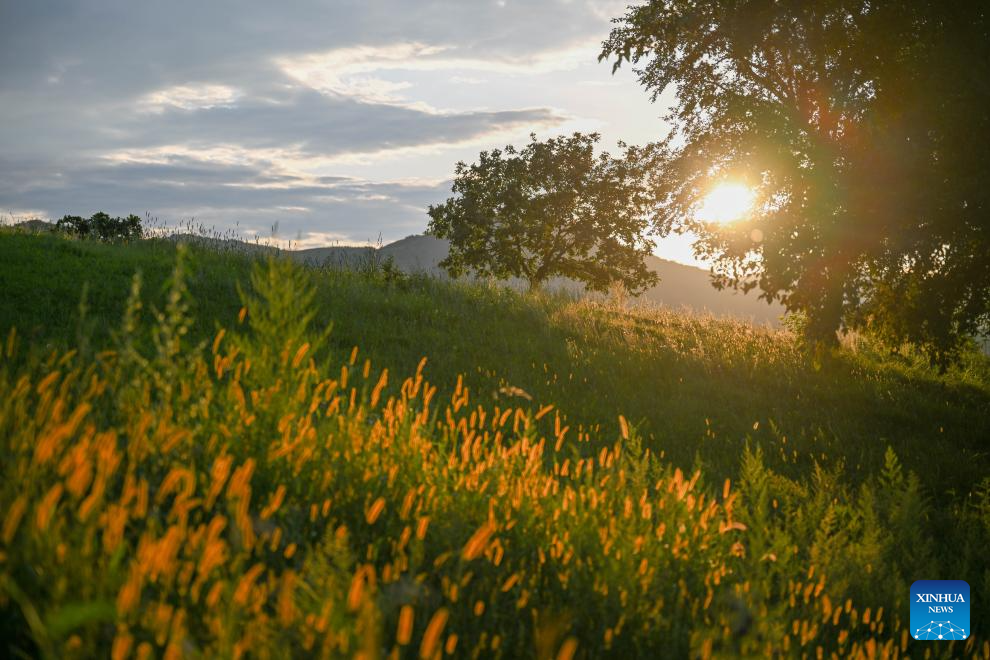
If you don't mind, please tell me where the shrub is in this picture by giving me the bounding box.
[56,212,143,242]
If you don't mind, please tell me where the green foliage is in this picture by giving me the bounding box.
[709,445,940,655]
[377,256,408,287]
[601,0,990,362]
[56,212,143,242]
[1,231,988,492]
[0,230,988,656]
[428,132,660,293]
[236,256,330,367]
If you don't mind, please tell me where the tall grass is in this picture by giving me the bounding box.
[2,247,986,658]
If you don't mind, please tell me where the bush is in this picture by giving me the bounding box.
[56,212,142,242]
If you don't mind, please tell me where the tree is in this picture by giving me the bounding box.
[57,212,143,242]
[601,1,990,361]
[427,133,659,294]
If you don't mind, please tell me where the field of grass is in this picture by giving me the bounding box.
[1,229,989,658]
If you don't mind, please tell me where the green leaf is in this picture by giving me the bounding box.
[45,601,117,638]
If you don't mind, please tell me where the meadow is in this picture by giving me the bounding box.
[1,229,989,658]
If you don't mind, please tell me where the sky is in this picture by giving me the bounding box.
[0,0,703,265]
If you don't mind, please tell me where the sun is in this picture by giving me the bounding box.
[699,182,755,224]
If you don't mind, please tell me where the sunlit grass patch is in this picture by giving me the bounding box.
[2,249,985,658]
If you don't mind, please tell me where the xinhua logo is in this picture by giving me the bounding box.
[910,580,970,641]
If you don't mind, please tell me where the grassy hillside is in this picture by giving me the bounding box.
[1,230,989,657]
[12,221,784,324]
[295,234,787,326]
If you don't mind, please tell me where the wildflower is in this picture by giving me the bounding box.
[233,563,265,607]
[111,628,133,660]
[419,608,449,659]
[277,570,298,626]
[461,521,495,561]
[2,495,28,543]
[260,485,286,520]
[557,637,578,660]
[291,342,309,368]
[366,497,386,525]
[397,605,414,645]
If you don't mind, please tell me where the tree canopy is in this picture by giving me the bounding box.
[427,133,659,294]
[56,212,143,242]
[601,0,990,362]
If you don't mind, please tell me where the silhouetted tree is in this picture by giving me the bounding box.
[57,212,143,242]
[602,1,990,362]
[427,133,659,294]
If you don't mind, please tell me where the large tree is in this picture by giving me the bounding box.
[601,0,990,361]
[427,133,659,293]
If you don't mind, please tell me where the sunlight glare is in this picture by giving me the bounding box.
[699,183,755,224]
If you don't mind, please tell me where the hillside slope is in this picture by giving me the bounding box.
[4,221,784,324]
[1,230,986,489]
[2,230,989,656]
[308,234,786,326]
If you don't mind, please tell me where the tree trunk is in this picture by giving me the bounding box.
[803,279,844,350]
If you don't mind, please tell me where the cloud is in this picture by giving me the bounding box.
[0,1,612,100]
[276,41,593,108]
[0,1,646,246]
[118,89,567,158]
[140,84,243,112]
[0,151,450,242]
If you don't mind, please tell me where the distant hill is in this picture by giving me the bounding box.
[5,219,56,233]
[289,234,784,326]
[289,234,448,271]
[3,220,783,325]
[638,254,784,325]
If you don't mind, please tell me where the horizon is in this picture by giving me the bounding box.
[3,214,713,269]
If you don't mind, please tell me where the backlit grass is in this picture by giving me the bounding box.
[1,230,988,657]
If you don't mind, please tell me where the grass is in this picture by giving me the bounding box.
[1,229,989,657]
